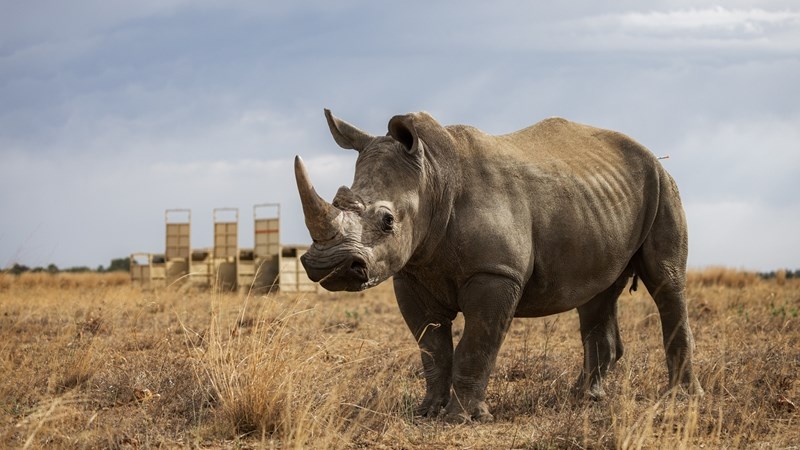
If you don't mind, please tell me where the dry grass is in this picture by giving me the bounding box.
[685,266,761,288]
[0,270,798,448]
[0,272,129,291]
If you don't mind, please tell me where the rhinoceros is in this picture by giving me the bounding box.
[294,109,703,423]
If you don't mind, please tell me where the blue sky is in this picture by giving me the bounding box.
[1,1,799,271]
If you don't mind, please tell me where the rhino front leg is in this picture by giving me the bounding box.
[394,276,455,418]
[445,274,520,423]
[415,320,454,417]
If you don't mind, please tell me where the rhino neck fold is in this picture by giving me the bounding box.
[404,145,461,269]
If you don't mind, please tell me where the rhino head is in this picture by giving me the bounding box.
[295,109,429,291]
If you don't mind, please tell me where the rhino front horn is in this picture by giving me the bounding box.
[294,156,341,242]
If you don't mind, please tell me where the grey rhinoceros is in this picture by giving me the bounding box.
[294,109,703,423]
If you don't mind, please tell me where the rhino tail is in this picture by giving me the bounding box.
[629,274,639,294]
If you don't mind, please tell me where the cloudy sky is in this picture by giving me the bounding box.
[1,1,798,271]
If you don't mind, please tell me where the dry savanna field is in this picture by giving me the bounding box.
[1,269,798,449]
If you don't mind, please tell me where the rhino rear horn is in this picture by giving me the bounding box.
[333,186,365,212]
[325,109,373,152]
[294,156,341,242]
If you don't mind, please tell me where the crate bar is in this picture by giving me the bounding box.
[213,208,239,291]
[246,203,281,294]
[164,209,191,286]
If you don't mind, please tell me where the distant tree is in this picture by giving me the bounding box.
[47,264,58,274]
[64,266,91,273]
[8,264,30,275]
[758,269,799,281]
[106,257,130,272]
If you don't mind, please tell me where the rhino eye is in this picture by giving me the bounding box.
[381,212,395,232]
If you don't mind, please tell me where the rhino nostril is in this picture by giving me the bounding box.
[349,258,368,280]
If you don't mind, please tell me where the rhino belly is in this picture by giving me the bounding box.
[513,273,620,317]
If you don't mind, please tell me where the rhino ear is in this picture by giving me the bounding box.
[325,109,372,152]
[388,113,424,156]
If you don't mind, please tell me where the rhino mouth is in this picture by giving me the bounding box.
[301,252,371,292]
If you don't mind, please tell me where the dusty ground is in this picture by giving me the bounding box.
[1,270,798,448]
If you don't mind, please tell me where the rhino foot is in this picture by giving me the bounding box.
[571,373,607,401]
[662,379,705,400]
[414,393,449,418]
[688,382,705,398]
[442,399,493,424]
[414,403,444,418]
[443,410,494,424]
[443,411,470,424]
[574,386,607,401]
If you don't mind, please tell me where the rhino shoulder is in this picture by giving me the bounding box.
[508,116,579,139]
[539,116,571,126]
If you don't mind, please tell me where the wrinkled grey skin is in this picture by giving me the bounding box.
[295,109,703,423]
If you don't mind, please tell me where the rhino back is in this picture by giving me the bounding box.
[437,118,663,316]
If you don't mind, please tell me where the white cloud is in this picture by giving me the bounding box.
[568,6,800,51]
[615,7,800,33]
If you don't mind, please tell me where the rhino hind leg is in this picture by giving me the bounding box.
[635,184,704,397]
[638,268,703,396]
[574,275,627,400]
[639,270,703,396]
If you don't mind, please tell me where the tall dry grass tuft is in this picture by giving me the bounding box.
[190,291,415,446]
[57,343,98,392]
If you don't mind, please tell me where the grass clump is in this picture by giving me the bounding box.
[193,293,414,446]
